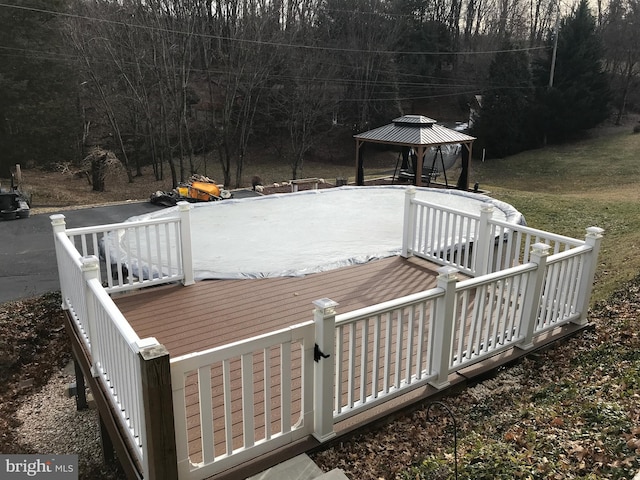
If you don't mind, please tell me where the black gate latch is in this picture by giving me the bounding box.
[314,344,330,362]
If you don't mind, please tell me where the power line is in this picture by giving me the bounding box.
[0,1,549,57]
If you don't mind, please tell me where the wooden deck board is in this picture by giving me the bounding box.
[115,255,444,358]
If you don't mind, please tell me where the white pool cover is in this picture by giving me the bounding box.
[122,186,524,280]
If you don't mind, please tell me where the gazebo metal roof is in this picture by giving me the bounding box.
[354,115,476,189]
[354,115,475,146]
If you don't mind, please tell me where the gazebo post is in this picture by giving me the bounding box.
[415,145,426,187]
[468,142,473,189]
[456,142,472,191]
[356,140,365,186]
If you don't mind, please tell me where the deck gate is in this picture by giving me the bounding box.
[169,322,316,480]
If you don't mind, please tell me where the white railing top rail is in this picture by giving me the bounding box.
[411,195,484,217]
[546,244,592,263]
[456,262,537,291]
[86,278,144,348]
[170,320,314,369]
[335,287,443,325]
[64,215,181,237]
[489,217,585,248]
[55,231,84,268]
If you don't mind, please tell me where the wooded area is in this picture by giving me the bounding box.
[0,0,637,188]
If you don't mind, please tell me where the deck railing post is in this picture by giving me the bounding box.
[177,202,194,286]
[81,256,100,362]
[138,342,178,480]
[401,186,417,258]
[574,226,604,325]
[429,267,459,389]
[312,298,338,442]
[51,214,68,309]
[473,203,494,276]
[517,243,550,350]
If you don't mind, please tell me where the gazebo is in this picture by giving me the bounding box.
[354,115,476,189]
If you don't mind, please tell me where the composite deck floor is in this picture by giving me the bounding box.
[115,255,445,358]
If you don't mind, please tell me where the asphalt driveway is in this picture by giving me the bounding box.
[0,201,163,304]
[0,189,262,304]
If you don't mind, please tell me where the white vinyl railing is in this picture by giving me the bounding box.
[84,274,155,472]
[486,218,585,273]
[322,232,602,423]
[170,322,316,480]
[51,202,193,294]
[537,245,591,331]
[450,264,533,370]
[332,290,441,421]
[51,219,166,477]
[52,228,89,343]
[401,187,586,277]
[402,191,480,275]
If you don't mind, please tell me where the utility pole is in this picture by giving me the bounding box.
[549,1,560,87]
[544,1,560,146]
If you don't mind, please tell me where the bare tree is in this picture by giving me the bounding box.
[199,0,280,188]
[317,0,402,129]
[65,3,135,183]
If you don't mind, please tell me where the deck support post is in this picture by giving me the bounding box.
[81,256,100,373]
[50,214,68,309]
[574,227,604,325]
[138,342,178,480]
[98,413,116,464]
[517,243,550,350]
[401,186,417,258]
[312,298,338,443]
[178,202,195,286]
[429,267,459,390]
[474,203,495,276]
[73,356,88,410]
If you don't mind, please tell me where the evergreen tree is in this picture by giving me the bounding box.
[471,43,534,158]
[0,0,80,177]
[533,0,610,143]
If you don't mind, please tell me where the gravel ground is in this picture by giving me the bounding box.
[15,362,125,479]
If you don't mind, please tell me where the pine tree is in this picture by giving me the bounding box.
[471,43,534,158]
[534,0,610,143]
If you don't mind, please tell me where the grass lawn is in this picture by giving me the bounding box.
[471,127,640,303]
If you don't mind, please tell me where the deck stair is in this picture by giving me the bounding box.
[247,454,349,480]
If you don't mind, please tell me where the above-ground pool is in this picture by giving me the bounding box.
[119,185,524,280]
